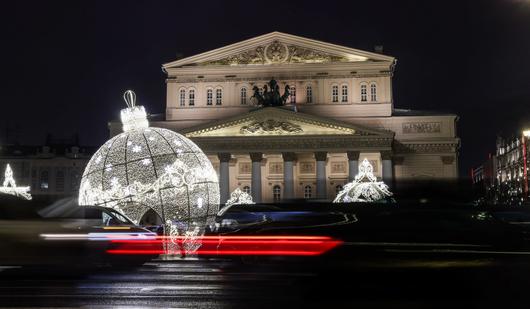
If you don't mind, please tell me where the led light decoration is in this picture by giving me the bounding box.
[0,164,32,200]
[79,90,220,245]
[333,158,393,203]
[225,188,255,207]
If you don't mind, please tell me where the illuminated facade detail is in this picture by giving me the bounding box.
[240,119,303,135]
[200,39,362,66]
[80,90,220,239]
[333,159,393,203]
[225,187,255,207]
[0,164,32,200]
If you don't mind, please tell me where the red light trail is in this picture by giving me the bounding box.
[106,235,342,256]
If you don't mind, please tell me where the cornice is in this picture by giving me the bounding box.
[193,135,393,153]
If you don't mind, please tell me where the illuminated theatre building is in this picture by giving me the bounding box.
[110,32,460,203]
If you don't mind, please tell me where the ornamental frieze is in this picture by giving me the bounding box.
[402,122,441,134]
[240,119,303,135]
[202,40,350,66]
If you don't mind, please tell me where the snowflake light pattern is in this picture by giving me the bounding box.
[333,158,392,203]
[225,188,255,207]
[78,90,220,241]
[0,164,32,200]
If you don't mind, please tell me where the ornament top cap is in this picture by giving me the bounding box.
[123,90,136,108]
[120,90,149,132]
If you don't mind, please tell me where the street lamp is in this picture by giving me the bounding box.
[522,129,530,201]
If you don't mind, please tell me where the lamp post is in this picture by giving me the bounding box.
[522,130,530,200]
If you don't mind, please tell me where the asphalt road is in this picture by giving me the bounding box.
[1,255,530,308]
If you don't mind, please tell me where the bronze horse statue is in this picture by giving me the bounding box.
[251,79,290,107]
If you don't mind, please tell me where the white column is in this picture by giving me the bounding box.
[315,152,327,199]
[250,152,263,203]
[282,152,296,200]
[217,153,231,204]
[347,151,360,182]
[381,151,393,187]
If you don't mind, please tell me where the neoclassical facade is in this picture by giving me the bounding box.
[110,32,460,203]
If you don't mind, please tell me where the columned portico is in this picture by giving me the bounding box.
[217,152,231,204]
[347,151,360,181]
[381,151,393,186]
[315,151,327,199]
[184,107,396,201]
[250,152,263,203]
[282,152,296,200]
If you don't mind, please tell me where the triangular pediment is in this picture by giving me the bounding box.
[182,107,394,138]
[163,32,394,68]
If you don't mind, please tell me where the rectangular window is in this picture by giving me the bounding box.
[290,86,296,104]
[216,89,222,105]
[188,89,195,106]
[341,85,348,102]
[179,89,186,106]
[332,85,339,102]
[56,170,64,192]
[40,171,49,190]
[370,84,377,102]
[207,89,213,105]
[240,88,247,105]
[306,86,312,103]
[360,85,367,102]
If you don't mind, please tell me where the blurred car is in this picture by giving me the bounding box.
[0,196,159,270]
[211,201,530,266]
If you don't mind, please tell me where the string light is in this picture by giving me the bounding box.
[225,188,255,207]
[333,158,393,203]
[0,164,32,200]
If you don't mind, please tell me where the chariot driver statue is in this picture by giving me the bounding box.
[251,78,291,107]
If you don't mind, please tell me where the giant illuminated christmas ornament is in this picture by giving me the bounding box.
[78,90,220,240]
[0,164,32,200]
[333,158,393,203]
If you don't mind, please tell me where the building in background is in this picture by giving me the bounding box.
[0,136,94,199]
[473,132,530,205]
[110,32,460,203]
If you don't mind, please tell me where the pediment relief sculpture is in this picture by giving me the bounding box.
[240,119,303,135]
[202,40,350,66]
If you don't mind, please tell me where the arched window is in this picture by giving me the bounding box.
[304,185,312,198]
[273,185,281,202]
[56,170,65,192]
[206,89,213,106]
[332,85,339,102]
[40,170,49,190]
[360,84,367,102]
[306,85,313,103]
[341,85,348,102]
[290,86,296,104]
[243,186,251,194]
[240,87,247,105]
[370,83,377,102]
[188,89,195,106]
[179,89,186,106]
[216,88,222,105]
[335,184,343,195]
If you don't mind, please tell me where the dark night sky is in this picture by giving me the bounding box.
[1,0,530,177]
